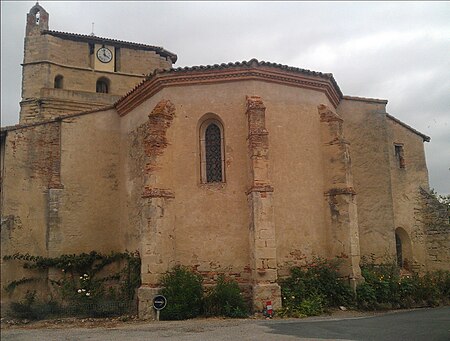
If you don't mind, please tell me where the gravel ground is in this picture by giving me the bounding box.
[0,309,392,341]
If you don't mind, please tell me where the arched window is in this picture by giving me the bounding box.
[96,77,110,93]
[54,75,63,89]
[199,117,225,183]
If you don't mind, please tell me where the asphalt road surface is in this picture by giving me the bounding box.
[2,307,449,341]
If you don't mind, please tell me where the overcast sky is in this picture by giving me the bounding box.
[1,1,449,194]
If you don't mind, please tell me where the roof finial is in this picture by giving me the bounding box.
[90,22,95,36]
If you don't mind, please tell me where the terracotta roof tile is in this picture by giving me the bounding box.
[116,58,343,107]
[149,59,341,91]
[42,30,177,63]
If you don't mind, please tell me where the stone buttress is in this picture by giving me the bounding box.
[318,104,362,288]
[137,100,176,319]
[245,96,282,311]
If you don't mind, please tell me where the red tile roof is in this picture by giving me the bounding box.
[153,59,342,96]
[116,58,343,111]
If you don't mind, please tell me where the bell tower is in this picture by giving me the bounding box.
[19,3,176,124]
[26,2,49,36]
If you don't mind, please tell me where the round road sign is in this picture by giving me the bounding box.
[153,295,167,311]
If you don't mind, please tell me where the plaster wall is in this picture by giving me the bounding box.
[387,118,430,271]
[0,123,61,309]
[337,98,396,263]
[54,109,123,254]
[121,80,335,284]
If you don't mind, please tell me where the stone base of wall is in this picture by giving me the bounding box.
[252,283,282,312]
[137,286,162,320]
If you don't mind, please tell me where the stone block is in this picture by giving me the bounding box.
[137,286,161,320]
[252,283,282,312]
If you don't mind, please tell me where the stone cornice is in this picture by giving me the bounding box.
[22,60,144,78]
[116,63,343,116]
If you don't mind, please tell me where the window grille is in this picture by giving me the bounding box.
[205,123,222,182]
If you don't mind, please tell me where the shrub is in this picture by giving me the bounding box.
[356,262,450,310]
[355,282,377,310]
[298,294,325,316]
[159,265,203,320]
[279,258,354,317]
[203,275,248,318]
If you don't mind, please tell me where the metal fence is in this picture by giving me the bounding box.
[9,299,137,320]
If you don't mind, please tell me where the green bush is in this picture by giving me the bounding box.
[278,258,354,317]
[298,294,325,316]
[203,275,248,318]
[356,263,450,310]
[159,265,203,320]
[355,282,377,310]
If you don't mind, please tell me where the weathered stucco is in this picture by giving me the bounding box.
[337,98,397,263]
[1,3,448,319]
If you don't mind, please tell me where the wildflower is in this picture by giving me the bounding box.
[77,289,82,293]
[80,276,83,279]
[86,293,90,296]
[84,274,88,277]
[82,289,86,292]
[291,296,295,299]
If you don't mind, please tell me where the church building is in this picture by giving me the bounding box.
[1,4,448,318]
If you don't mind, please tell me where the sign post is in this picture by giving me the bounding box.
[152,295,167,321]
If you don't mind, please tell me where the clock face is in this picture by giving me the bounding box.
[97,47,113,63]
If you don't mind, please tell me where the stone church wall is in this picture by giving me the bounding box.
[53,109,123,254]
[1,122,62,310]
[119,80,352,294]
[337,98,397,263]
[0,109,124,312]
[417,189,450,271]
[387,117,430,272]
[262,83,332,275]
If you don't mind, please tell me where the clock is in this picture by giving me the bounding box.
[96,47,113,63]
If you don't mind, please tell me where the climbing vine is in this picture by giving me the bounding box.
[3,251,141,318]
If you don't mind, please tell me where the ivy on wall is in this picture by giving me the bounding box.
[3,251,141,318]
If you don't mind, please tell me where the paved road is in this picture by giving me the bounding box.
[266,306,450,341]
[2,307,449,341]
